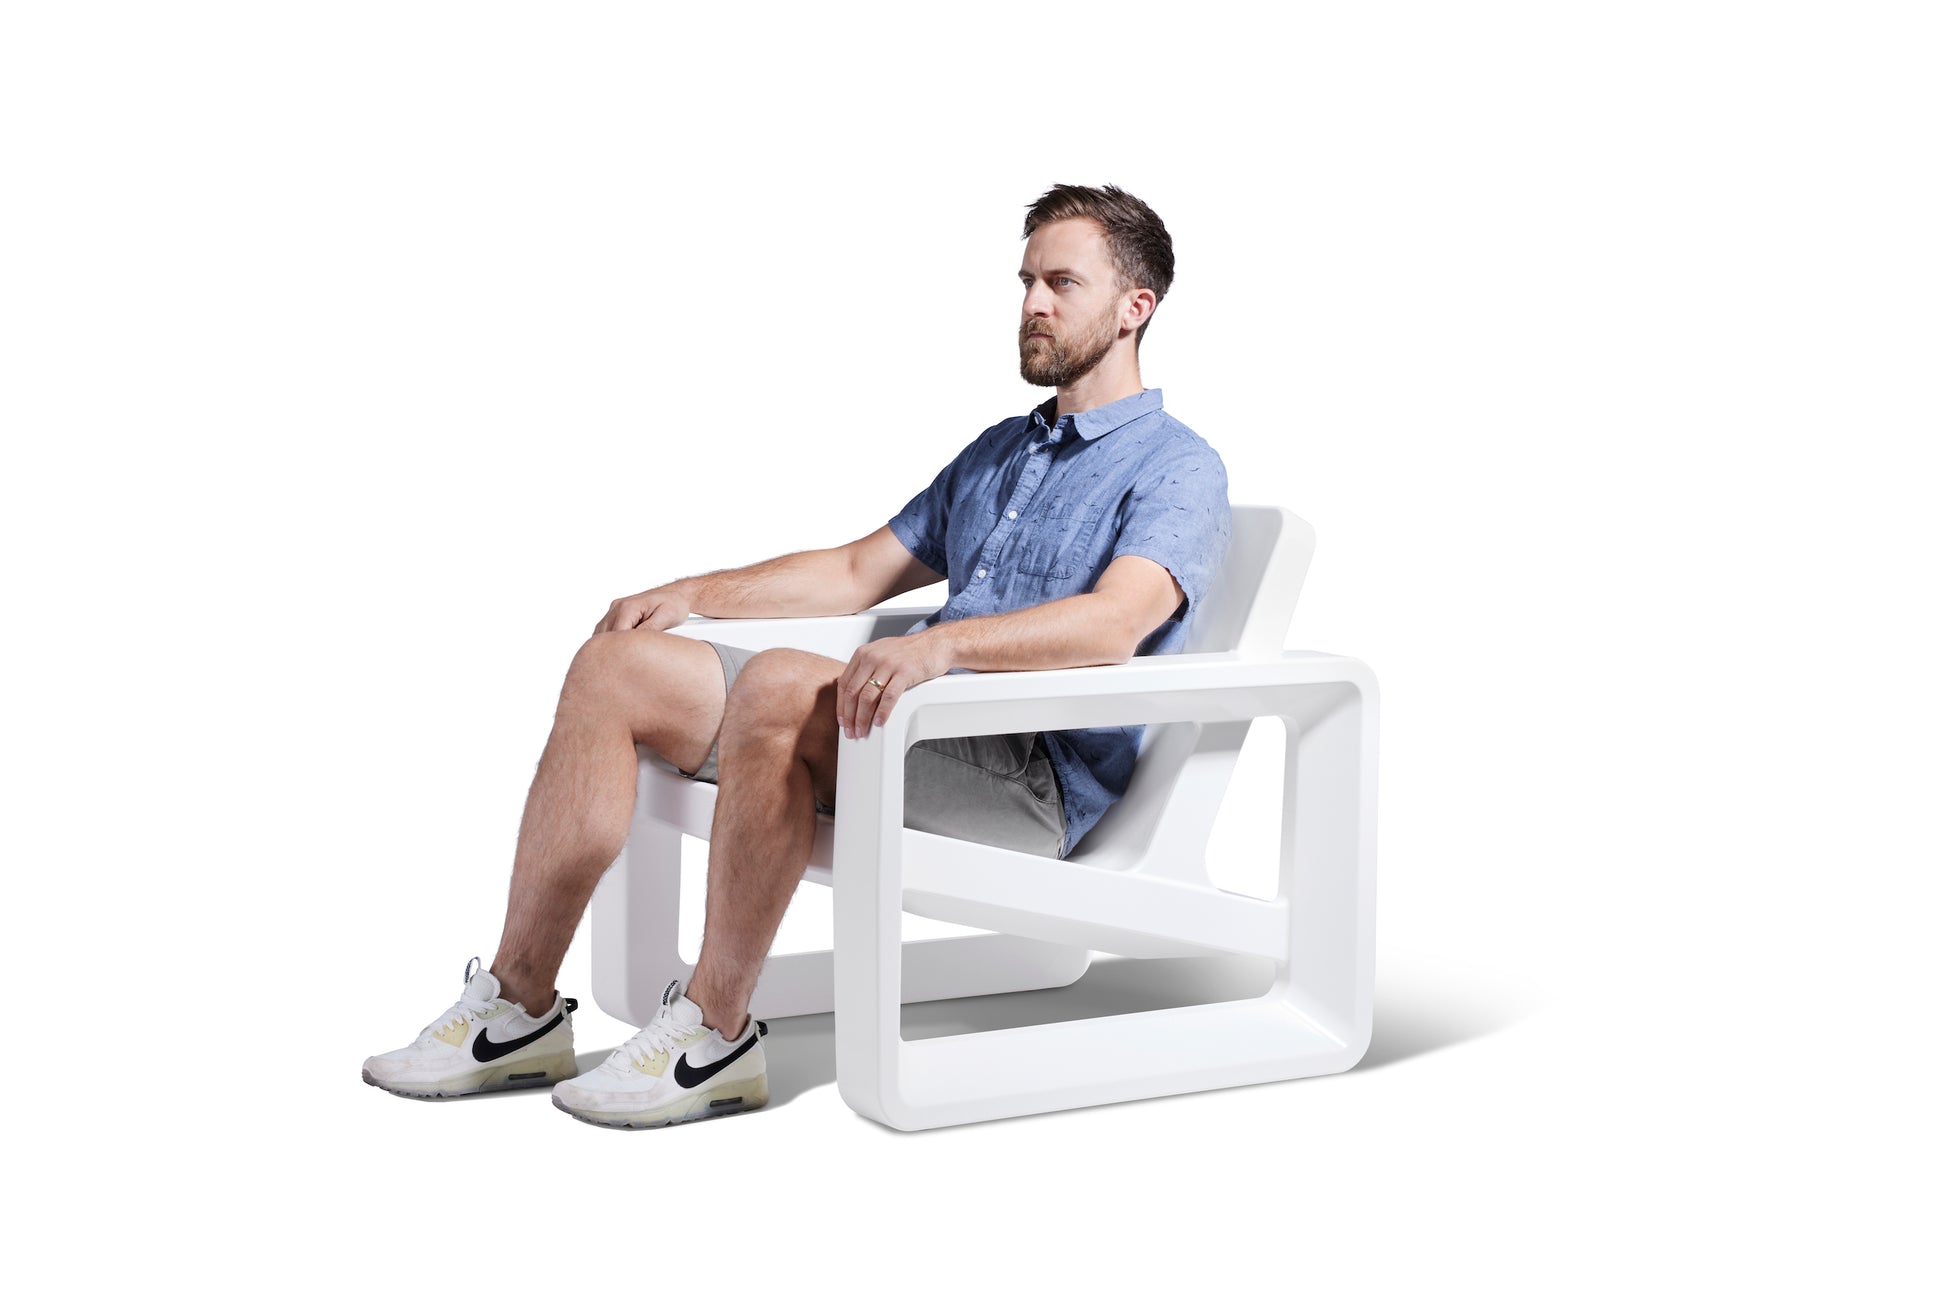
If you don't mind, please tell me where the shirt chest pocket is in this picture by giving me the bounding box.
[1015,503,1108,579]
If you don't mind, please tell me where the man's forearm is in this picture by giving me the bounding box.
[920,594,1138,672]
[671,548,861,619]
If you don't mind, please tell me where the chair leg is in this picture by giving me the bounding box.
[1276,682,1377,1057]
[590,814,687,1027]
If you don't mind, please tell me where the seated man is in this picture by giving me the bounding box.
[363,183,1232,1128]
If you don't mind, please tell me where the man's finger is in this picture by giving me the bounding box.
[840,653,877,738]
[866,669,899,735]
[872,676,905,729]
[850,665,886,739]
[835,658,859,735]
[845,673,869,739]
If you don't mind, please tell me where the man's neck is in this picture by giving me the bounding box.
[1053,353,1144,419]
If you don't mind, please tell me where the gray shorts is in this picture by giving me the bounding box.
[666,639,1068,859]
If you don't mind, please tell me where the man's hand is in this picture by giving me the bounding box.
[836,631,953,739]
[594,583,693,635]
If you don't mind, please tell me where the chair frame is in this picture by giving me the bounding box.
[590,506,1378,1129]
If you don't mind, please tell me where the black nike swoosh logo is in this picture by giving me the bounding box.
[672,1032,760,1089]
[471,1011,565,1063]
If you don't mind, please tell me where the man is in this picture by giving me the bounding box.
[363,183,1232,1128]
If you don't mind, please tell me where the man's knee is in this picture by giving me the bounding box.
[722,650,837,740]
[559,629,677,709]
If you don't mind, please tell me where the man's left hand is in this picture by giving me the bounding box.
[836,632,953,740]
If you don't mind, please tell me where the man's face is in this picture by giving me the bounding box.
[1017,218,1129,388]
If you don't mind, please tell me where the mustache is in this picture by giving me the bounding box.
[1019,322,1056,345]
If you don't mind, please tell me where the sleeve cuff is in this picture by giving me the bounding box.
[888,514,947,576]
[1112,547,1194,622]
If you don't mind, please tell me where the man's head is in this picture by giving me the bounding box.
[1017,183,1175,388]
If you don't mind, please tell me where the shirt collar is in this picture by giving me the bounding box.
[1029,387,1164,442]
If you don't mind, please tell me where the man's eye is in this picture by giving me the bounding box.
[1055,277,1074,287]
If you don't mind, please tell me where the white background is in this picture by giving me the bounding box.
[4,1,1941,1292]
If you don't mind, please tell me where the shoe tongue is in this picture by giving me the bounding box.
[665,989,704,1031]
[464,966,503,1004]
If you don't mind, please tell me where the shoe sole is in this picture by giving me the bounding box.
[553,1076,770,1129]
[362,1051,578,1100]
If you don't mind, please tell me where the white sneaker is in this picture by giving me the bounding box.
[551,980,768,1129]
[363,957,579,1099]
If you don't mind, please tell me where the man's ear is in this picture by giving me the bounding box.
[1122,286,1157,336]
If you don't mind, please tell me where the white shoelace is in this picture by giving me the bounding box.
[614,1013,696,1069]
[420,991,496,1041]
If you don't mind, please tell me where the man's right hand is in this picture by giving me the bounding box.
[594,583,693,634]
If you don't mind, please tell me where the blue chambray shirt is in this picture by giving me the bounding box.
[887,387,1232,858]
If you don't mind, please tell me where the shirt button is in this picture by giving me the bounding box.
[1006,510,1018,520]
[976,569,987,579]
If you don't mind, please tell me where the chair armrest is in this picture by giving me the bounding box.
[664,606,941,657]
[859,650,1378,746]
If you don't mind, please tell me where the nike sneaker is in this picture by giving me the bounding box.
[551,979,767,1129]
[362,957,579,1099]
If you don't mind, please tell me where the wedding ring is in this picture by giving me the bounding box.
[867,678,887,690]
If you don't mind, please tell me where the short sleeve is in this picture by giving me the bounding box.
[1109,443,1232,624]
[887,459,952,576]
[887,424,1001,578]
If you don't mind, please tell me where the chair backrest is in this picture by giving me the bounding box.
[1180,504,1316,656]
[1069,505,1316,872]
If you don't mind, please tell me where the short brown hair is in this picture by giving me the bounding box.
[1023,183,1175,345]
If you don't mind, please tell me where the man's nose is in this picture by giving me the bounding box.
[1022,281,1054,317]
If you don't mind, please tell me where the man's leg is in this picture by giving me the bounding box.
[488,630,730,1012]
[682,648,846,1039]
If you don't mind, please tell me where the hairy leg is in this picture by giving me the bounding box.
[489,631,726,1012]
[684,649,845,1038]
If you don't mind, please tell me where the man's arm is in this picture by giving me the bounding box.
[680,550,864,618]
[595,528,945,634]
[593,548,851,633]
[833,554,1184,738]
[928,555,1182,670]
[844,525,947,609]
[688,526,947,616]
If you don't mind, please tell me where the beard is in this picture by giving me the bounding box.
[1018,305,1120,387]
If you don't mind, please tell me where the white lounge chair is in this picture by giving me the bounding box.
[591,504,1378,1129]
